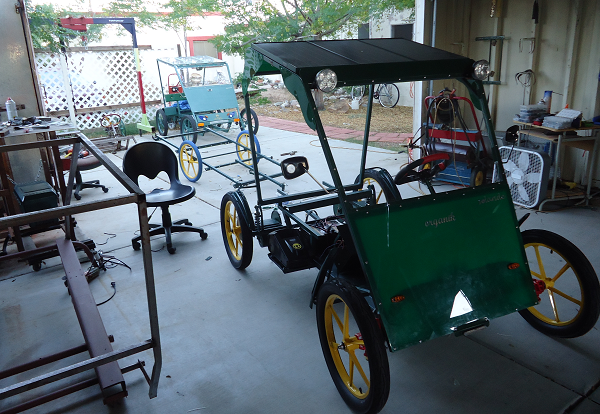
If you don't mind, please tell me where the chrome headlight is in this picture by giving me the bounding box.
[315,69,337,92]
[473,60,491,80]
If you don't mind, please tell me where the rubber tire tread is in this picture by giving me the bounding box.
[156,109,169,136]
[220,192,253,269]
[316,280,390,414]
[359,168,402,204]
[180,114,198,144]
[240,108,259,135]
[519,229,600,338]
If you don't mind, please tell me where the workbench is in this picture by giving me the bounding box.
[0,120,78,252]
[0,132,162,412]
[515,122,600,210]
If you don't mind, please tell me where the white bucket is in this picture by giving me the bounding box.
[350,99,360,110]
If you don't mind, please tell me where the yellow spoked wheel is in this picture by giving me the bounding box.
[316,280,389,414]
[220,192,253,269]
[236,131,261,166]
[519,229,600,338]
[178,140,202,182]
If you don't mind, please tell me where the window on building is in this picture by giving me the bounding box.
[192,41,218,58]
[392,24,413,40]
[358,24,369,40]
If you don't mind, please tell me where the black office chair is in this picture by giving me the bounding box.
[122,141,207,254]
[73,155,109,200]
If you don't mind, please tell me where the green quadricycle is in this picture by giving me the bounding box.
[219,39,600,414]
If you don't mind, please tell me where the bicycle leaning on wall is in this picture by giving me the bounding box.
[351,83,400,108]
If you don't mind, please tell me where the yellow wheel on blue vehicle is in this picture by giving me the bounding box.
[220,192,253,269]
[519,229,600,338]
[316,280,390,414]
[236,130,261,166]
[178,140,202,182]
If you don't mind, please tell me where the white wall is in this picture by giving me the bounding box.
[370,9,415,108]
[419,0,600,184]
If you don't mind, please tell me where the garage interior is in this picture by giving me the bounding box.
[2,0,600,413]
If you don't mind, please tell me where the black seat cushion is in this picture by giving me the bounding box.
[123,141,195,207]
[146,183,195,206]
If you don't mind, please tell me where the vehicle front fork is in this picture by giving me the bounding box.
[309,244,340,309]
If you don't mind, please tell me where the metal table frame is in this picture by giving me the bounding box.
[0,132,161,412]
[516,122,600,210]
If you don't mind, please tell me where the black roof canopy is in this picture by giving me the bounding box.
[250,38,476,86]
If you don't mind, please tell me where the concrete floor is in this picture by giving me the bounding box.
[1,126,599,414]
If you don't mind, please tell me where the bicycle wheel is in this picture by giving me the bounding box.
[377,84,399,108]
[351,85,365,101]
[519,229,600,338]
[316,279,390,414]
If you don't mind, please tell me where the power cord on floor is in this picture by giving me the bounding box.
[96,282,116,306]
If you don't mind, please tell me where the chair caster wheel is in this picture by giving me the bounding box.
[200,232,208,240]
[32,262,42,271]
[167,246,176,254]
[132,241,141,251]
[103,187,109,193]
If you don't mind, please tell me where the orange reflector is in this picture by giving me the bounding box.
[234,118,240,122]
[198,123,204,127]
[508,262,520,270]
[391,295,405,303]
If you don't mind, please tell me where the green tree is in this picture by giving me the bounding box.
[27,3,104,51]
[203,0,415,108]
[209,0,415,56]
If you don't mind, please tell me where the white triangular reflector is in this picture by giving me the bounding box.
[450,290,473,318]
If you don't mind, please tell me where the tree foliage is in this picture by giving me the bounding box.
[27,2,103,51]
[208,0,415,56]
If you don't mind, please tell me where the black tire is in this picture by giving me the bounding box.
[156,109,169,136]
[356,168,401,205]
[519,229,600,338]
[316,280,390,414]
[180,115,198,144]
[469,164,486,187]
[240,108,259,135]
[377,84,399,108]
[220,192,253,269]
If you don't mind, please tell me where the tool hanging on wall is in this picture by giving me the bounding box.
[515,69,536,104]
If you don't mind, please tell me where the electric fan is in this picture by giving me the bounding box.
[499,146,550,208]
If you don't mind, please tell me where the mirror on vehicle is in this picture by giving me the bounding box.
[281,156,309,180]
[505,125,519,145]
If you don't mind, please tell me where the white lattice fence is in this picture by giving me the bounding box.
[35,46,177,131]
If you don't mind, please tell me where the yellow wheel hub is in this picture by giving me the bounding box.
[224,201,243,260]
[324,294,369,399]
